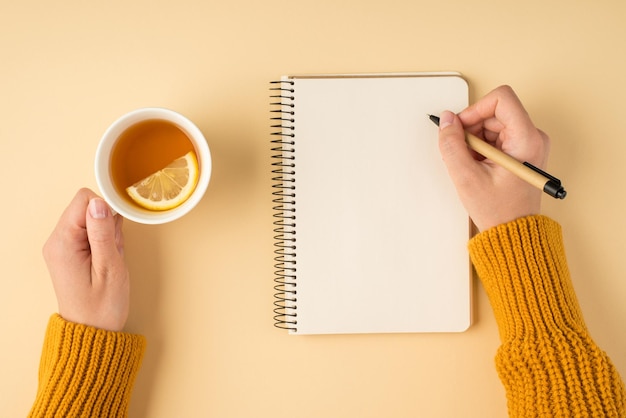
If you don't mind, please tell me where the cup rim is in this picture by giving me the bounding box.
[95,107,211,224]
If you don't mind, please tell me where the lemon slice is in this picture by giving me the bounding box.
[126,151,199,211]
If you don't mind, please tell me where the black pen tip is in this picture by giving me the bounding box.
[428,114,440,126]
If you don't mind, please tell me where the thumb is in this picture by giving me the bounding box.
[437,110,483,189]
[86,198,123,274]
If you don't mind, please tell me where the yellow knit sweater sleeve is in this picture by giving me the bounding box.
[27,314,146,418]
[469,215,626,417]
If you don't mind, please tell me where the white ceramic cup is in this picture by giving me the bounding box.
[95,108,211,224]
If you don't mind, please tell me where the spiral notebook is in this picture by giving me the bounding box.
[271,72,471,335]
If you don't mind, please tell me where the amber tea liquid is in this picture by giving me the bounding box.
[110,119,196,205]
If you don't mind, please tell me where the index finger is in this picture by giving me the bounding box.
[43,188,100,266]
[55,188,100,237]
[61,188,99,224]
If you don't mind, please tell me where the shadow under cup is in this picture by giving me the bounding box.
[95,108,212,224]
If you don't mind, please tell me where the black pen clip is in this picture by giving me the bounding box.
[523,162,567,199]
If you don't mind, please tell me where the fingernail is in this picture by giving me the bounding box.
[439,111,455,130]
[89,198,110,219]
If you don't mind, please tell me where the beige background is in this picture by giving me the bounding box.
[1,1,625,417]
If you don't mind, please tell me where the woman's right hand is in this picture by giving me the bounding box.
[437,85,551,231]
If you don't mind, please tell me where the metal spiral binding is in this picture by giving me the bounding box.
[270,80,297,331]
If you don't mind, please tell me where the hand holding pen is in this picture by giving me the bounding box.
[435,85,561,231]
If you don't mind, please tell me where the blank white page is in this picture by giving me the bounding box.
[285,74,470,334]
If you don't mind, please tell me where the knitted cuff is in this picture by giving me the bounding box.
[468,215,586,341]
[28,314,146,418]
[469,218,626,416]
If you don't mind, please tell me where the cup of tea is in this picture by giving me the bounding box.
[95,108,212,224]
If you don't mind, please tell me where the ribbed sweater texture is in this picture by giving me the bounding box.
[27,314,146,418]
[25,216,625,417]
[469,215,626,417]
